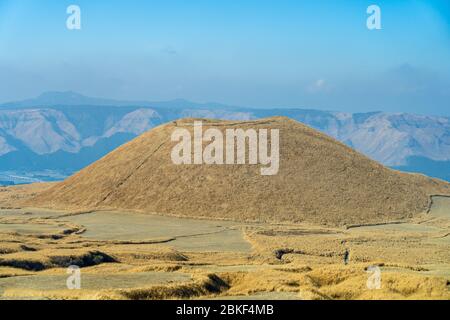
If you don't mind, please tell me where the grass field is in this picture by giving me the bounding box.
[62,211,252,252]
[0,271,191,296]
[0,199,448,300]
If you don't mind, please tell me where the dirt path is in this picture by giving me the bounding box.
[429,196,450,219]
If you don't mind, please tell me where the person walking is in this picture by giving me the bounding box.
[344,248,350,265]
[341,240,350,265]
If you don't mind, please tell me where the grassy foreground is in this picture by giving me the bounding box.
[0,198,448,300]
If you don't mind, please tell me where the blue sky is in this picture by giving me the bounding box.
[0,0,449,115]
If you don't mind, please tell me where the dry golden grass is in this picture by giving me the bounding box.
[0,248,116,271]
[0,203,447,300]
[0,273,226,300]
[0,213,447,300]
[27,117,450,226]
[0,183,54,208]
[311,267,450,300]
[0,266,33,278]
[0,117,448,300]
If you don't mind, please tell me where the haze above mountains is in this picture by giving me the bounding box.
[1,91,449,183]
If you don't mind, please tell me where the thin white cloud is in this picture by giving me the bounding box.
[306,79,332,93]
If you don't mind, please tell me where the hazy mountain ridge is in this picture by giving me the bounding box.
[313,112,450,166]
[1,92,449,182]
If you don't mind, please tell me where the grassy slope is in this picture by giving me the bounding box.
[28,117,450,226]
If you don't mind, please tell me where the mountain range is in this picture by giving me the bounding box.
[1,91,449,183]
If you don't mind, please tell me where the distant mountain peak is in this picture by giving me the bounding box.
[36,91,91,104]
[1,92,232,110]
[1,91,118,108]
[38,91,86,99]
